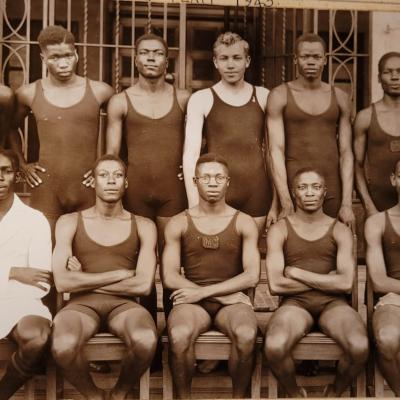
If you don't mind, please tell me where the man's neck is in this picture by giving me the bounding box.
[293,207,326,223]
[137,75,167,93]
[46,73,80,88]
[0,193,14,221]
[197,199,229,215]
[382,93,400,108]
[219,78,247,92]
[93,200,125,219]
[296,75,323,90]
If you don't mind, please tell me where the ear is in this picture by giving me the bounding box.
[390,173,396,187]
[125,177,128,189]
[90,179,95,189]
[193,177,197,187]
[378,73,382,84]
[40,53,45,62]
[74,49,79,62]
[246,55,251,68]
[213,56,218,70]
[293,55,298,65]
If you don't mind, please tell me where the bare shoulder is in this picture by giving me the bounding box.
[89,80,114,104]
[55,212,79,237]
[107,91,127,113]
[15,81,36,106]
[333,86,351,108]
[0,84,13,103]
[267,83,287,109]
[187,88,212,111]
[266,219,287,244]
[176,88,191,110]
[135,215,156,232]
[236,211,258,233]
[354,105,373,130]
[255,85,270,111]
[333,219,352,239]
[365,212,385,237]
[165,211,188,236]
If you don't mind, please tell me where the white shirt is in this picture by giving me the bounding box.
[0,194,52,338]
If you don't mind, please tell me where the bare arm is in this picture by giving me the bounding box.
[267,86,294,218]
[265,220,311,295]
[365,213,400,294]
[162,214,200,290]
[183,91,209,207]
[336,88,356,229]
[94,217,158,297]
[52,213,133,293]
[354,107,377,216]
[105,93,127,156]
[0,86,14,148]
[286,222,354,294]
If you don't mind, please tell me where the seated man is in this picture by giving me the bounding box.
[163,153,260,399]
[51,154,158,400]
[0,148,52,400]
[365,158,400,396]
[264,167,368,398]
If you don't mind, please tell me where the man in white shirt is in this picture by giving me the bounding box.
[0,148,52,400]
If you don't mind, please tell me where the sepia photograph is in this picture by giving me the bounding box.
[1,0,400,398]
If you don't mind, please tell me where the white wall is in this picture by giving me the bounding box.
[371,11,400,102]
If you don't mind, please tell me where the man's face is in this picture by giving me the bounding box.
[295,41,326,80]
[213,42,250,84]
[0,154,16,201]
[93,160,127,203]
[379,56,400,98]
[194,162,230,204]
[135,39,168,79]
[292,171,326,212]
[41,43,77,81]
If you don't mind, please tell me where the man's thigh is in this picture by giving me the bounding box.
[373,304,400,340]
[167,304,212,339]
[318,301,366,345]
[107,303,157,338]
[52,309,99,343]
[214,303,258,337]
[266,305,314,342]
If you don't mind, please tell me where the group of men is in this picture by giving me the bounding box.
[1,22,400,399]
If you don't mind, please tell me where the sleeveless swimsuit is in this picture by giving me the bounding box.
[204,87,272,217]
[284,84,341,218]
[280,218,348,319]
[181,210,247,318]
[61,212,143,328]
[123,87,187,219]
[29,79,99,221]
[366,104,399,211]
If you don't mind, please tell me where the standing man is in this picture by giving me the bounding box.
[10,25,114,234]
[268,33,354,228]
[51,154,158,400]
[365,158,400,396]
[106,32,190,320]
[264,167,368,397]
[0,149,52,400]
[355,52,400,216]
[183,32,276,233]
[163,153,260,399]
[0,84,14,148]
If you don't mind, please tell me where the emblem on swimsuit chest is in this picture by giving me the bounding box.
[390,140,400,152]
[202,235,220,249]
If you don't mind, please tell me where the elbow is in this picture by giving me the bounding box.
[247,273,259,289]
[268,282,284,296]
[339,278,353,295]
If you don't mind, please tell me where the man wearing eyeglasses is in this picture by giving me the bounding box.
[267,33,354,231]
[264,167,368,397]
[162,152,260,399]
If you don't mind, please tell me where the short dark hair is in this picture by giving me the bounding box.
[37,25,75,51]
[294,33,326,55]
[291,167,326,190]
[92,154,127,177]
[0,147,19,172]
[378,52,400,75]
[213,31,249,57]
[195,153,229,175]
[135,33,168,56]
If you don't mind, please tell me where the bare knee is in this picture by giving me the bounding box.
[168,324,197,354]
[51,332,83,365]
[264,332,292,363]
[126,328,157,356]
[346,333,369,363]
[375,326,400,360]
[16,322,51,358]
[231,324,257,355]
